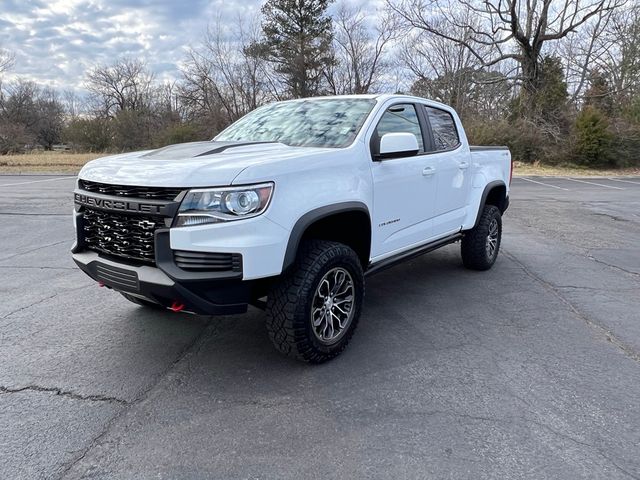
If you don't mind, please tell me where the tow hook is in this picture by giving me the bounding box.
[169,301,185,312]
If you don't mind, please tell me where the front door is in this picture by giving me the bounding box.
[369,103,437,259]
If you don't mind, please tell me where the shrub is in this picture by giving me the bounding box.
[63,118,112,152]
[0,121,34,154]
[610,118,640,167]
[154,123,203,147]
[465,117,570,164]
[573,106,614,167]
[112,110,151,151]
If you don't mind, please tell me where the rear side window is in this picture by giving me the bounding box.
[374,104,424,152]
[425,106,460,151]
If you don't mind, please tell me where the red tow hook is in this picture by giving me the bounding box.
[169,301,185,312]
[98,281,105,287]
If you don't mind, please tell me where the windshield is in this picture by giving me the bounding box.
[215,98,376,148]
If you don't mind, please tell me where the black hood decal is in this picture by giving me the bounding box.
[140,141,278,160]
[195,141,278,157]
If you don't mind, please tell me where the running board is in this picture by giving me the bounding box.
[365,233,463,277]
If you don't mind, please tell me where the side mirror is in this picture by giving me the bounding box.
[378,132,419,160]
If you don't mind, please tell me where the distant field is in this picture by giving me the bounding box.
[513,161,640,177]
[0,152,103,174]
[1,152,638,176]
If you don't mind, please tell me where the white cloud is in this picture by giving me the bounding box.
[0,0,249,92]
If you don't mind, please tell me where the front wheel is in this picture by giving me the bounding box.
[461,205,502,270]
[265,240,364,363]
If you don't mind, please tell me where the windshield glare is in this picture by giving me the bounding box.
[215,98,376,148]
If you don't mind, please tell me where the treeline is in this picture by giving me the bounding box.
[1,0,639,167]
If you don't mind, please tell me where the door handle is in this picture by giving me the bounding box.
[458,162,470,169]
[422,166,436,176]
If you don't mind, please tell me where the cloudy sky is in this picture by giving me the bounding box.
[0,0,270,92]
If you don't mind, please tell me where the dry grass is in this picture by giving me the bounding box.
[513,161,640,177]
[1,153,638,176]
[0,151,103,174]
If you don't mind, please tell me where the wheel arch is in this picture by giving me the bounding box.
[472,181,508,229]
[282,202,372,272]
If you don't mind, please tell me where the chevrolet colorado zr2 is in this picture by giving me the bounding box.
[72,94,511,363]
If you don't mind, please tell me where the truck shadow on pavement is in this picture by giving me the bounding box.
[120,244,520,398]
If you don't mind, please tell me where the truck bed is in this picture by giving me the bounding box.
[469,145,512,188]
[469,145,510,151]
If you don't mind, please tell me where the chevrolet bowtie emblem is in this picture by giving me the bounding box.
[138,220,155,230]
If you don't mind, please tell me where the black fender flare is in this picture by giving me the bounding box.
[282,202,371,272]
[472,180,507,228]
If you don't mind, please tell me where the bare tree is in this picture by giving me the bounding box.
[0,46,14,103]
[399,9,513,118]
[556,3,639,108]
[180,15,277,131]
[151,81,182,117]
[401,12,481,110]
[0,80,65,151]
[595,5,640,102]
[326,3,398,94]
[0,47,14,75]
[388,0,626,108]
[557,5,618,104]
[85,58,154,117]
[62,90,85,119]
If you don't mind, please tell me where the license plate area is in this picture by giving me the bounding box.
[95,263,140,292]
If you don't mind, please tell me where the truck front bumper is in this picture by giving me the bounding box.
[72,249,252,315]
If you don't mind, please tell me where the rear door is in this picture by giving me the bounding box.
[421,105,472,236]
[369,102,437,259]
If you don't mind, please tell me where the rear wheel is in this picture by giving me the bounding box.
[265,240,364,363]
[461,205,502,270]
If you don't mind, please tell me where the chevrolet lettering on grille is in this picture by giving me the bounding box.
[74,192,164,214]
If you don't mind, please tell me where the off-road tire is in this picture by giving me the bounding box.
[266,240,364,363]
[461,205,502,271]
[120,292,164,309]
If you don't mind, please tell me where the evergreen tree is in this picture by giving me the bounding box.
[511,56,569,125]
[584,71,614,116]
[574,106,614,167]
[253,0,334,98]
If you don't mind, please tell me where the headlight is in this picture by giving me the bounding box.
[175,182,273,227]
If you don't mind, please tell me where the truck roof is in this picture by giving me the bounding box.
[276,94,455,112]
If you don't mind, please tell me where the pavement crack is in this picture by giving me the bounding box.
[590,212,629,223]
[1,284,90,320]
[0,240,68,262]
[585,252,640,277]
[0,212,69,216]
[1,293,58,319]
[0,265,76,270]
[528,420,640,479]
[0,385,128,405]
[555,284,638,292]
[56,318,220,479]
[503,249,640,364]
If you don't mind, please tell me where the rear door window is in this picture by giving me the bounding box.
[425,106,460,151]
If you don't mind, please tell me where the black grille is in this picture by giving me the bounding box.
[83,208,164,263]
[174,250,242,272]
[79,180,183,201]
[95,263,139,291]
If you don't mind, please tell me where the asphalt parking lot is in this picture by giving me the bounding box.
[1,174,639,479]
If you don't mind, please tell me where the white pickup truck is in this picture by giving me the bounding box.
[72,94,511,363]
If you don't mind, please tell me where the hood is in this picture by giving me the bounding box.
[78,141,329,187]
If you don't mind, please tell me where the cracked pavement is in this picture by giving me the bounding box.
[1,174,640,479]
